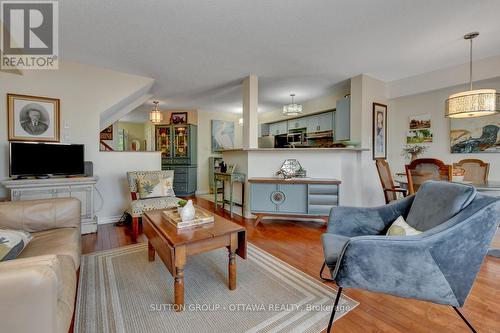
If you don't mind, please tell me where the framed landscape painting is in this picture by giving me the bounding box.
[372,103,387,159]
[409,114,431,129]
[450,115,500,153]
[7,94,60,142]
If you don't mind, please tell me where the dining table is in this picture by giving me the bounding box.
[393,174,500,258]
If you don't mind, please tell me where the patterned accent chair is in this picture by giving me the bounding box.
[127,170,180,240]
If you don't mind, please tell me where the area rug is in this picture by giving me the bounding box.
[75,243,358,333]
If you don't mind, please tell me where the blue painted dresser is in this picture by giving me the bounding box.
[248,178,341,225]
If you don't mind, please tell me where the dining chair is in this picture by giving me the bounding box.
[375,159,407,204]
[453,159,490,184]
[405,158,452,194]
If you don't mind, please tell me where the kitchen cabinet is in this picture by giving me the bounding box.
[259,123,270,137]
[306,112,333,133]
[335,96,350,141]
[269,121,288,135]
[288,118,308,130]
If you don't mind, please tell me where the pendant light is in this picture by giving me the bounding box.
[283,94,303,116]
[149,100,163,123]
[445,32,500,118]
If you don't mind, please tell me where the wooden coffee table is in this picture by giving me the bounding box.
[143,206,247,311]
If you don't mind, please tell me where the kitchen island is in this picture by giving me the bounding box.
[218,147,370,218]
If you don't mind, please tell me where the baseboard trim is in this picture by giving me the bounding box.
[98,215,122,225]
[195,190,209,195]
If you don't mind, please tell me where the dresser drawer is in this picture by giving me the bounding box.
[308,205,332,216]
[308,184,338,195]
[173,183,188,194]
[173,173,188,182]
[170,167,188,174]
[308,194,338,206]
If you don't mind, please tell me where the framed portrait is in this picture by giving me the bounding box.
[170,112,188,124]
[8,94,60,142]
[372,103,387,160]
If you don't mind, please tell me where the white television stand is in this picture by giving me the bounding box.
[1,176,99,234]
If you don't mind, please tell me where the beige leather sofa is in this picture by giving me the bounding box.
[0,198,81,333]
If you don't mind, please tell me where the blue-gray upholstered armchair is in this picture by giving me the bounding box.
[321,181,500,333]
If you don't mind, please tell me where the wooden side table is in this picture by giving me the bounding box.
[214,172,245,217]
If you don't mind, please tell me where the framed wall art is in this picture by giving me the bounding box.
[211,119,235,152]
[7,93,60,142]
[100,125,113,140]
[170,112,188,124]
[372,103,387,159]
[450,114,500,153]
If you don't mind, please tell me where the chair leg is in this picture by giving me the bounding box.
[452,307,477,333]
[327,287,343,333]
[320,262,334,281]
[132,217,139,242]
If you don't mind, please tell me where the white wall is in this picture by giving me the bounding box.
[0,62,160,222]
[388,76,500,180]
[196,110,242,194]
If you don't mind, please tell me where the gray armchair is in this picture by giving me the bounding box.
[321,181,500,332]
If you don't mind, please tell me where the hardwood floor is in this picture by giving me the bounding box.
[82,197,500,333]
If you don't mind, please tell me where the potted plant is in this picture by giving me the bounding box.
[401,144,428,162]
[177,199,187,214]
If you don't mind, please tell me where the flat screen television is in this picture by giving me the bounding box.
[10,142,85,178]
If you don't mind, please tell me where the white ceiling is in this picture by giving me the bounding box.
[60,0,500,114]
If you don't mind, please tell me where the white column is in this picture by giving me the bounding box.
[350,74,388,207]
[242,75,259,149]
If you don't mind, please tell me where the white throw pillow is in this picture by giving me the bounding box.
[0,229,33,261]
[386,216,422,236]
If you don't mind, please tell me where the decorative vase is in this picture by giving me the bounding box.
[410,153,418,162]
[180,200,196,222]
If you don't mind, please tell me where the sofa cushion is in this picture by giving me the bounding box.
[321,233,350,270]
[18,228,81,269]
[0,229,32,261]
[56,255,77,333]
[406,181,476,231]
